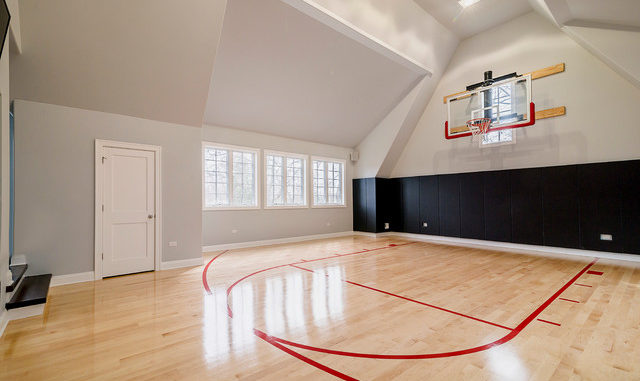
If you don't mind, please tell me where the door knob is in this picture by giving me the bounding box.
[148,214,154,219]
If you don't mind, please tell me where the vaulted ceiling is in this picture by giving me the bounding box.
[11,0,227,127]
[203,0,423,147]
[414,0,532,38]
[9,0,640,151]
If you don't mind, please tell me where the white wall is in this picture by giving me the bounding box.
[202,124,353,246]
[392,12,640,177]
[13,100,202,276]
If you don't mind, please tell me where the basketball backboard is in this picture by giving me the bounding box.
[445,74,534,140]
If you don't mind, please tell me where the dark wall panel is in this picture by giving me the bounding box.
[579,162,623,252]
[375,178,389,233]
[352,179,366,232]
[622,160,640,254]
[365,178,377,233]
[459,172,484,240]
[542,165,579,248]
[401,177,420,234]
[484,171,511,242]
[438,174,460,237]
[389,179,403,232]
[419,176,439,235]
[510,168,543,245]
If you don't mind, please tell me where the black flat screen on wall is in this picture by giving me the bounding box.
[0,0,10,58]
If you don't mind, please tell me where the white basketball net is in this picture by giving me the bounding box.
[467,118,492,137]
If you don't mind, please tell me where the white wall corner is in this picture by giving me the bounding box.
[160,257,203,270]
[561,26,640,90]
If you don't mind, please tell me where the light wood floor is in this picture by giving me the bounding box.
[1,236,639,380]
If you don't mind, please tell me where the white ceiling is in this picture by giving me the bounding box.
[413,0,532,39]
[203,0,423,147]
[558,0,640,29]
[11,0,226,127]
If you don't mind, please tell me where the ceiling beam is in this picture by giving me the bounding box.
[280,0,432,77]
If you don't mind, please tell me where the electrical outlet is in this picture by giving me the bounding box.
[423,222,428,227]
[168,241,177,247]
[384,222,390,230]
[600,234,613,241]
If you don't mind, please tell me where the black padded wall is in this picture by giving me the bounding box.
[459,172,484,240]
[483,171,511,242]
[419,176,439,235]
[438,174,460,237]
[353,159,640,255]
[622,160,640,254]
[511,168,543,245]
[578,162,623,252]
[353,179,367,232]
[542,165,580,248]
[400,177,420,234]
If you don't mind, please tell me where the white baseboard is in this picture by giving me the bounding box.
[160,257,203,270]
[7,304,45,321]
[0,309,8,338]
[378,232,640,263]
[203,231,358,252]
[51,271,95,287]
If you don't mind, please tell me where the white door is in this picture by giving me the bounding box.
[102,147,156,277]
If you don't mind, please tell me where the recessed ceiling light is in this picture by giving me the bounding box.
[458,0,481,8]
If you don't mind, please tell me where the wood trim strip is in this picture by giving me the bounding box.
[443,63,565,103]
[536,106,566,120]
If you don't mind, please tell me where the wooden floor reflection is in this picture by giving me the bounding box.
[1,235,639,380]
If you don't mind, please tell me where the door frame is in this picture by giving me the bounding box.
[94,139,162,280]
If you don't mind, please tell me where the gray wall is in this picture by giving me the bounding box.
[202,124,353,246]
[13,100,202,276]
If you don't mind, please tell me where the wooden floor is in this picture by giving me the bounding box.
[1,236,639,380]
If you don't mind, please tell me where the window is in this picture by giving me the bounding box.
[478,82,516,147]
[203,143,259,209]
[265,151,307,207]
[312,158,345,206]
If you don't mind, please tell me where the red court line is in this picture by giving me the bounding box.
[226,242,417,317]
[205,245,597,361]
[587,270,604,276]
[575,283,592,287]
[254,329,357,381]
[536,319,561,326]
[289,264,513,331]
[202,250,228,294]
[558,298,580,303]
[270,258,598,359]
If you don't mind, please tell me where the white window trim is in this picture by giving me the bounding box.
[202,142,261,211]
[311,156,347,208]
[263,150,309,209]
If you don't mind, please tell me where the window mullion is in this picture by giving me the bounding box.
[228,150,233,206]
[282,157,288,205]
[324,161,328,204]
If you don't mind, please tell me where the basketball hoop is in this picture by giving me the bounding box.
[466,118,492,138]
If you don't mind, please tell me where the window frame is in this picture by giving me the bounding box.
[263,150,309,209]
[202,142,261,211]
[311,156,347,208]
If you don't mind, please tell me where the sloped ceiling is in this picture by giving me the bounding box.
[11,0,226,127]
[539,0,640,29]
[203,0,423,147]
[414,0,532,39]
